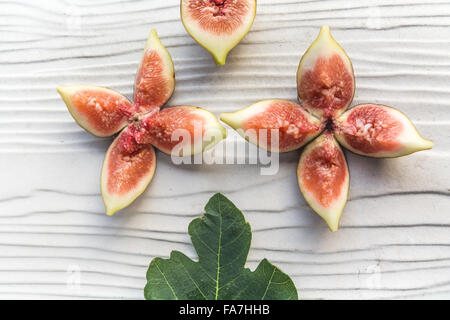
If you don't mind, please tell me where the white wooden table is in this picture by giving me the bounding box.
[1,0,449,299]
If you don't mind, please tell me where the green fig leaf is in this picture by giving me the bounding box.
[144,193,298,300]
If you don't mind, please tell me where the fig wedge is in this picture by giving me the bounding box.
[125,106,227,156]
[220,99,323,152]
[181,0,257,65]
[334,104,433,158]
[101,129,157,216]
[134,30,175,113]
[297,26,355,120]
[57,85,132,137]
[297,132,349,232]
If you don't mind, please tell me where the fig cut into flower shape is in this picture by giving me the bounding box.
[58,30,226,216]
[221,25,433,231]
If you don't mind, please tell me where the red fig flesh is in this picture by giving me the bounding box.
[57,85,132,137]
[134,30,175,113]
[101,129,156,216]
[181,0,257,65]
[297,132,349,232]
[220,99,322,152]
[124,106,227,156]
[334,104,433,157]
[297,26,355,120]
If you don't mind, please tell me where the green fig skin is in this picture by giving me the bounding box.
[101,129,157,216]
[181,0,257,65]
[334,104,433,158]
[297,132,349,232]
[297,25,355,120]
[221,99,323,153]
[57,85,131,137]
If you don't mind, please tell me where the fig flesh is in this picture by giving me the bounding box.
[181,0,257,65]
[297,132,349,232]
[297,26,355,120]
[334,104,433,158]
[122,106,227,156]
[134,30,175,113]
[57,85,133,137]
[220,99,322,152]
[101,129,156,216]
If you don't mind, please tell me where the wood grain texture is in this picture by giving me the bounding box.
[0,0,449,299]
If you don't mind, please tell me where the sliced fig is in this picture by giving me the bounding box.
[181,0,257,65]
[57,85,133,137]
[220,99,323,152]
[101,129,157,216]
[124,106,227,156]
[134,30,175,113]
[334,104,433,158]
[297,25,355,120]
[297,132,349,232]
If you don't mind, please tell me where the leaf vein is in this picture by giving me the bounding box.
[261,267,276,300]
[197,264,217,283]
[221,225,248,249]
[222,217,239,234]
[194,228,218,256]
[155,261,179,300]
[178,262,208,300]
[214,197,223,299]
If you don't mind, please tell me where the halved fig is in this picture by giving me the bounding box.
[334,104,433,158]
[297,25,355,120]
[297,132,349,232]
[101,129,157,216]
[134,30,175,113]
[57,85,133,137]
[220,99,323,152]
[181,0,257,65]
[124,106,227,156]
